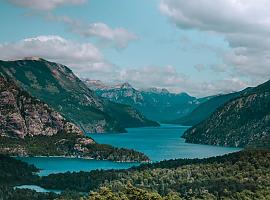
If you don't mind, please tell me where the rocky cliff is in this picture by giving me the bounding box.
[183,80,270,148]
[0,76,149,162]
[0,76,83,138]
[0,59,158,133]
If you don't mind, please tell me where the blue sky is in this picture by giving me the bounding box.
[0,0,269,96]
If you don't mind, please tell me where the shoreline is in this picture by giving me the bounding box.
[13,155,151,164]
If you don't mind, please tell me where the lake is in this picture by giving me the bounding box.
[15,185,62,194]
[19,125,241,176]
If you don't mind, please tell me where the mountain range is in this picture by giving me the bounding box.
[84,79,210,122]
[0,75,149,161]
[169,91,245,126]
[183,79,270,148]
[0,58,158,134]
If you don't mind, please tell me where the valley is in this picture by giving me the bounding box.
[1,1,270,199]
[84,79,209,122]
[0,59,269,200]
[18,125,241,176]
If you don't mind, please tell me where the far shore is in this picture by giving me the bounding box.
[13,155,151,164]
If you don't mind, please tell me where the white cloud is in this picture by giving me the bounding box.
[185,78,249,97]
[0,36,252,97]
[118,65,187,89]
[160,0,270,82]
[7,0,86,10]
[46,14,138,49]
[0,35,112,72]
[80,64,249,97]
[77,22,138,49]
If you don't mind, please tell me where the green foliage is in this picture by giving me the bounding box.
[183,80,270,148]
[0,154,38,186]
[0,187,58,200]
[35,150,270,199]
[87,185,181,200]
[170,91,243,126]
[0,155,57,200]
[1,150,269,199]
[0,132,149,162]
[0,59,157,133]
[96,86,201,122]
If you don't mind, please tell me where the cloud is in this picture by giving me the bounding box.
[160,0,270,81]
[194,64,205,72]
[46,14,138,49]
[6,1,137,49]
[76,22,138,49]
[185,78,249,97]
[0,36,252,97]
[82,63,251,96]
[118,65,187,89]
[0,35,112,72]
[210,64,227,73]
[81,64,249,97]
[7,0,86,10]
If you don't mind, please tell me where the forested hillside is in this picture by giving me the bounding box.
[183,80,270,148]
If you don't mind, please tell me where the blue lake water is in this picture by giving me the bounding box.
[19,125,241,176]
[18,157,139,176]
[15,185,62,194]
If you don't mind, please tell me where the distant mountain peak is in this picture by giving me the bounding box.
[23,56,42,61]
[143,87,170,94]
[119,82,133,89]
[83,79,108,90]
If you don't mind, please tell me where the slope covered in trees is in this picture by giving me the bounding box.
[183,80,270,148]
[36,150,270,200]
[0,59,158,133]
[169,92,243,126]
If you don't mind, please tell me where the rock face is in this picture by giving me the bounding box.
[183,80,270,148]
[0,76,83,138]
[0,76,149,162]
[85,80,206,122]
[0,59,158,133]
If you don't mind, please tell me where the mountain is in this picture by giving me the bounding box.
[169,92,243,126]
[85,80,207,122]
[84,79,108,90]
[0,76,149,161]
[0,58,158,133]
[0,76,83,139]
[183,80,270,148]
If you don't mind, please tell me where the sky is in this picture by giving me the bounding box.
[0,0,269,97]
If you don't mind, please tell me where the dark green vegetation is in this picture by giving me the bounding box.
[102,100,159,128]
[0,59,158,133]
[87,185,180,200]
[170,91,243,126]
[183,80,270,148]
[0,155,84,200]
[0,132,149,162]
[0,154,43,200]
[86,80,209,122]
[0,75,149,162]
[0,154,38,186]
[2,150,268,199]
[138,90,206,122]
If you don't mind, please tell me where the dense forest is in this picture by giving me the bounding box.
[183,80,270,148]
[36,150,270,199]
[2,149,269,200]
[0,132,149,162]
